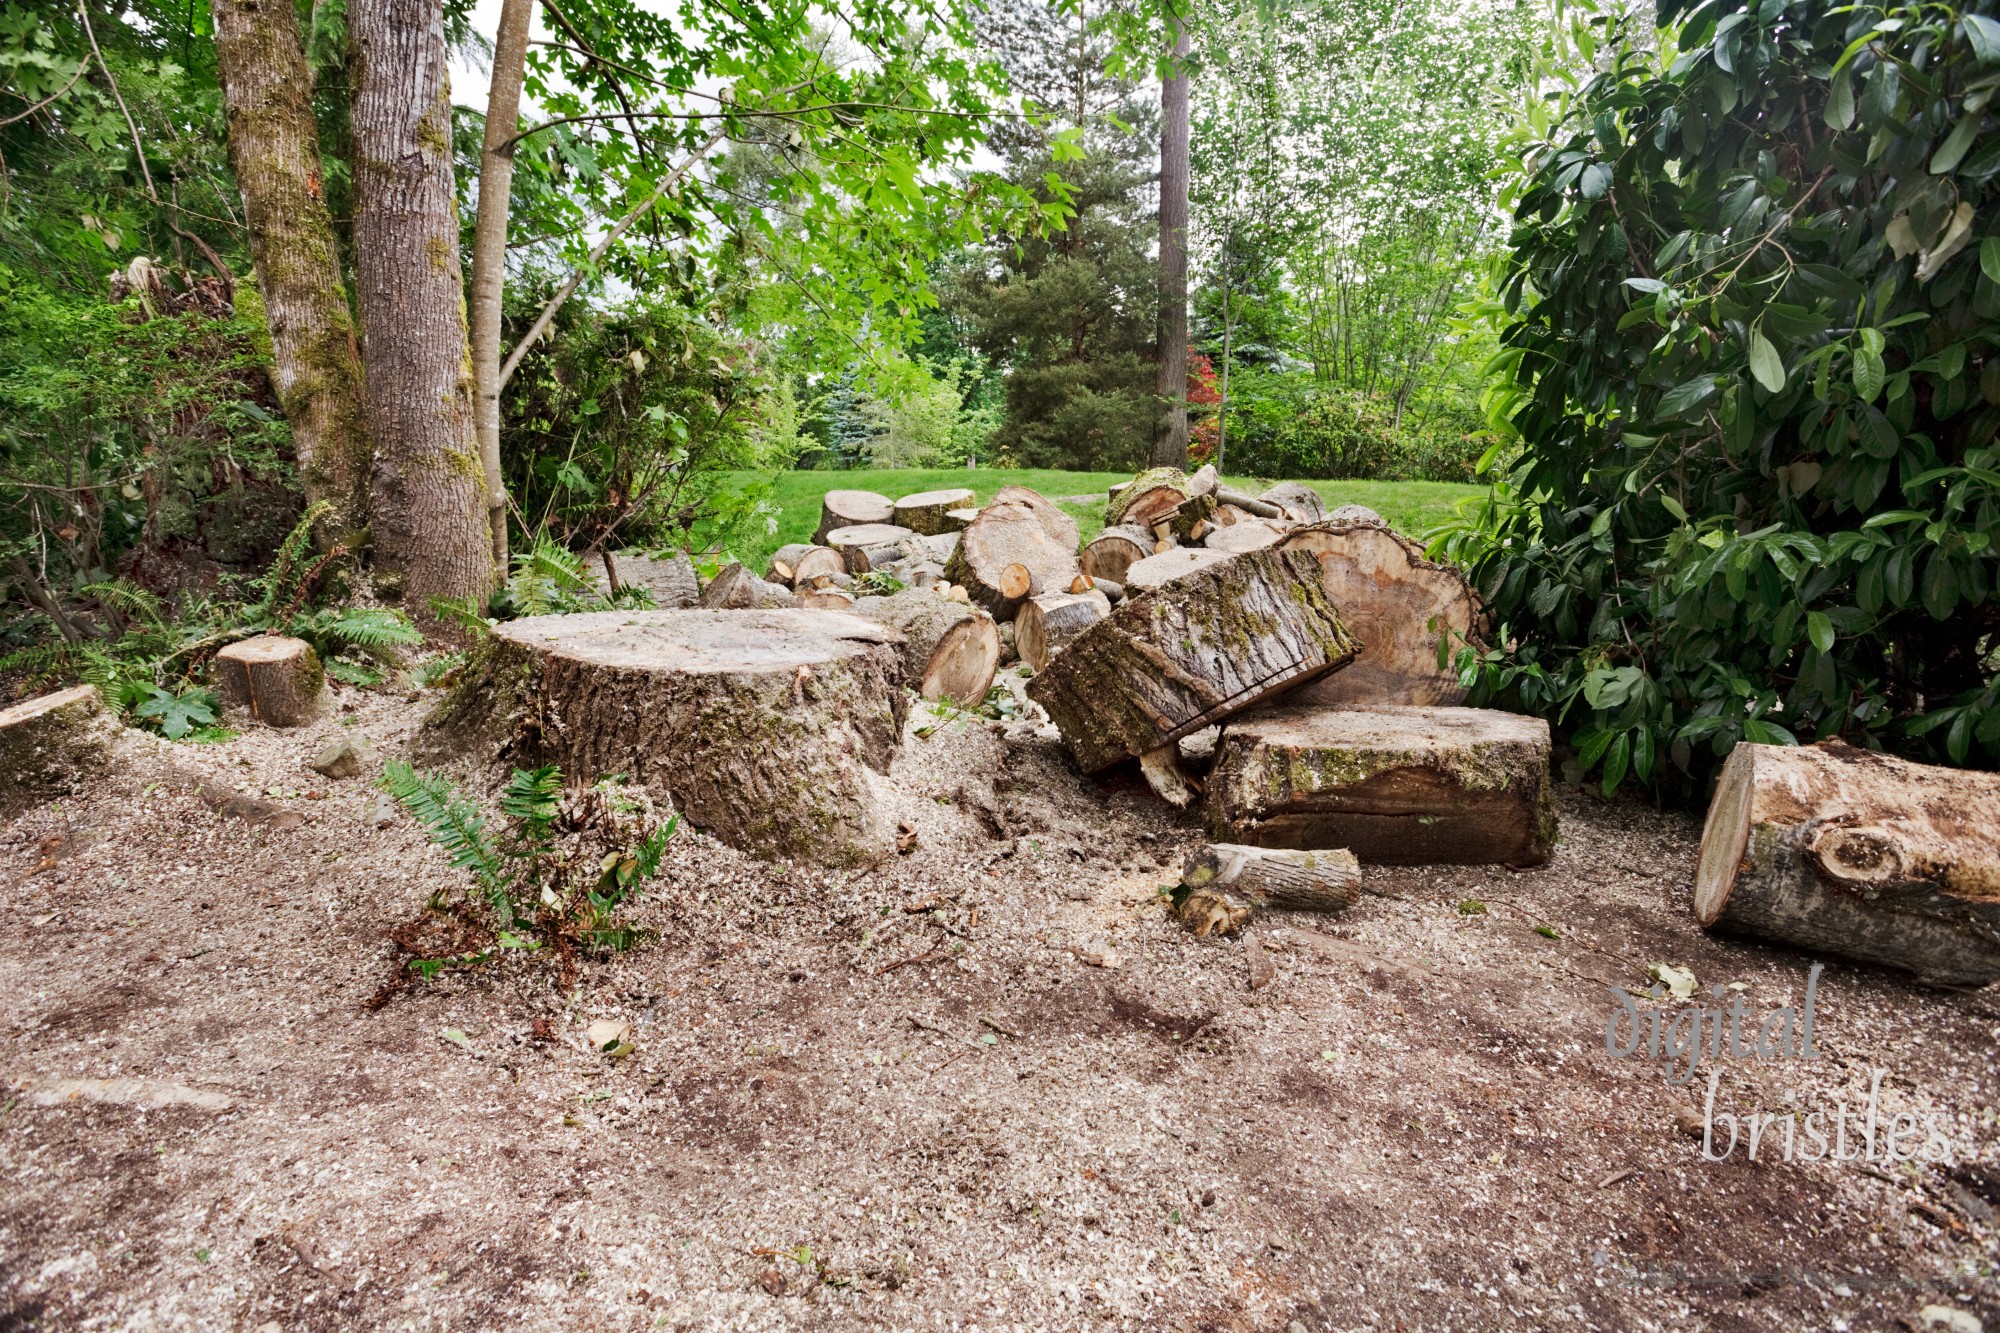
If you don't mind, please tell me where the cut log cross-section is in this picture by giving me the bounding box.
[813,489,895,544]
[1204,518,1287,554]
[1205,703,1556,865]
[1026,547,1359,775]
[1123,546,1234,591]
[944,500,1078,620]
[851,588,1001,704]
[1105,466,1190,530]
[1695,740,2000,985]
[1176,843,1362,938]
[825,523,918,574]
[1014,589,1111,671]
[790,547,847,586]
[1260,481,1327,523]
[429,610,910,864]
[699,562,793,610]
[1081,526,1155,585]
[0,685,118,812]
[1280,517,1483,708]
[893,488,976,536]
[215,635,327,727]
[991,484,1080,550]
[765,543,818,587]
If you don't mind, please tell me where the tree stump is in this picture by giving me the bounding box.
[813,488,895,543]
[943,500,1078,620]
[1694,741,2000,985]
[765,543,819,587]
[1081,525,1154,584]
[1279,517,1482,707]
[1026,547,1358,774]
[851,588,1001,704]
[791,547,847,586]
[1124,546,1234,591]
[1177,843,1361,938]
[431,609,909,864]
[893,488,976,535]
[699,562,793,610]
[1105,466,1190,529]
[1015,589,1111,671]
[1260,482,1327,522]
[1205,703,1556,865]
[0,685,119,811]
[991,484,1080,550]
[1205,517,1287,554]
[215,635,327,726]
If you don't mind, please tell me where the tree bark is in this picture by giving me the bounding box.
[1694,740,2000,985]
[697,562,793,609]
[0,685,119,814]
[1177,843,1361,938]
[1080,525,1154,584]
[210,0,371,539]
[851,588,1001,704]
[1151,14,1191,468]
[892,488,976,536]
[469,0,535,574]
[214,635,328,726]
[990,484,1079,550]
[1015,589,1111,671]
[1106,466,1189,530]
[943,500,1078,620]
[825,523,919,574]
[349,0,495,632]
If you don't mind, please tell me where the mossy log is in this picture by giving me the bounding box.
[1694,741,2000,985]
[215,635,326,726]
[943,500,1078,620]
[813,489,895,543]
[893,488,976,536]
[851,588,1000,704]
[1205,517,1288,554]
[1105,466,1190,530]
[0,685,118,812]
[1167,492,1219,542]
[1026,547,1358,774]
[1177,843,1362,938]
[826,523,919,574]
[1205,703,1555,865]
[1260,482,1328,523]
[1015,589,1111,671]
[699,561,794,610]
[765,543,819,587]
[429,609,909,864]
[1081,525,1154,585]
[1124,546,1234,591]
[1279,517,1483,708]
[991,484,1079,550]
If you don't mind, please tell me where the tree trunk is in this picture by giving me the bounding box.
[943,500,1078,620]
[1217,289,1232,476]
[851,588,1001,704]
[210,0,371,540]
[1015,589,1111,671]
[814,489,895,543]
[1694,740,2000,985]
[468,0,535,574]
[1026,547,1358,774]
[1205,703,1556,866]
[892,488,976,536]
[1177,843,1361,938]
[1151,14,1191,468]
[349,0,494,631]
[214,635,328,726]
[428,609,909,864]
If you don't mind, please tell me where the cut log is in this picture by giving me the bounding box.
[1072,574,1124,603]
[699,561,793,610]
[1213,487,1283,519]
[1177,843,1362,938]
[1259,482,1327,523]
[825,523,919,574]
[1026,547,1358,774]
[765,543,818,587]
[813,489,895,543]
[991,484,1079,550]
[791,546,847,586]
[1123,546,1234,591]
[1187,463,1218,497]
[1105,466,1190,529]
[1694,741,2000,985]
[1080,525,1153,584]
[1205,703,1556,865]
[1014,589,1111,671]
[0,685,118,811]
[1328,503,1383,524]
[943,500,1078,620]
[215,635,327,726]
[893,488,976,536]
[1139,745,1198,809]
[1204,517,1287,554]
[943,507,979,531]
[603,552,698,607]
[1167,492,1219,541]
[850,588,1001,705]
[1279,517,1482,708]
[794,587,856,611]
[428,610,908,864]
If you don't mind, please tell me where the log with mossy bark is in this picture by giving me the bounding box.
[215,635,327,727]
[892,488,976,536]
[425,609,909,864]
[851,588,1001,705]
[1176,843,1362,938]
[813,489,896,543]
[1694,741,2000,985]
[1026,547,1358,776]
[1105,466,1190,530]
[1205,703,1556,865]
[943,500,1078,620]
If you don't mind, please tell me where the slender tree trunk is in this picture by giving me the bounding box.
[210,0,371,541]
[1217,283,1233,477]
[1151,12,1191,468]
[349,0,495,630]
[469,0,534,577]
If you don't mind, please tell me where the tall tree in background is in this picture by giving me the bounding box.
[209,0,371,542]
[348,0,493,625]
[1152,12,1191,467]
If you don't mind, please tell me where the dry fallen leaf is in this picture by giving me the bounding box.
[1646,962,1698,1000]
[585,1019,634,1057]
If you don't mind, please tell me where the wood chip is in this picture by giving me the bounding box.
[1596,1167,1637,1188]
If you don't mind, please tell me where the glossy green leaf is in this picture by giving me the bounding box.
[1748,328,1786,392]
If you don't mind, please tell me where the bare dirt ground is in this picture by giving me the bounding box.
[3,673,1998,1332]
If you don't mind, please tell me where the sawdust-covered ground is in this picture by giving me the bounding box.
[3,673,1997,1332]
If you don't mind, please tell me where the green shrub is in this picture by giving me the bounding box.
[1222,369,1484,481]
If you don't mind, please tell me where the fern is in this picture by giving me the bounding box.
[379,761,511,918]
[500,765,563,844]
[250,500,334,617]
[429,594,496,638]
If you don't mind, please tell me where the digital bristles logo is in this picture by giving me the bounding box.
[1603,963,1955,1166]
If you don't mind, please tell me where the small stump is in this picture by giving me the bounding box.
[814,489,895,543]
[0,685,117,811]
[215,635,327,727]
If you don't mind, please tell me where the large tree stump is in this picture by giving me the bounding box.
[1080,525,1154,584]
[431,610,909,864]
[1260,482,1327,523]
[826,523,918,574]
[1014,589,1111,671]
[1279,517,1482,707]
[0,685,119,811]
[851,588,1001,704]
[1105,467,1190,529]
[1123,546,1234,591]
[215,635,327,726]
[1176,843,1361,938]
[943,500,1078,620]
[1026,547,1358,774]
[893,488,976,535]
[698,562,793,610]
[814,489,896,543]
[991,484,1079,549]
[1694,741,2000,985]
[1205,703,1556,865]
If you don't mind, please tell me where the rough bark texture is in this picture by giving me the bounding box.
[1206,704,1556,866]
[1027,547,1358,774]
[814,490,895,544]
[1151,14,1191,468]
[1260,482,1327,523]
[943,508,979,532]
[349,0,493,629]
[1177,843,1362,938]
[1015,589,1111,672]
[944,501,1078,621]
[1694,741,2000,985]
[851,589,1001,704]
[1280,518,1483,708]
[1205,518,1288,554]
[0,686,118,812]
[990,485,1079,550]
[210,0,370,539]
[1106,467,1189,530]
[427,610,909,863]
[892,489,976,536]
[1124,546,1233,591]
[214,635,327,727]
[826,523,919,574]
[1081,526,1154,585]
[698,562,793,610]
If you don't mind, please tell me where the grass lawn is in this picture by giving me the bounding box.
[722,468,1485,571]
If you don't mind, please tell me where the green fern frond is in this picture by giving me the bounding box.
[379,761,511,916]
[501,765,563,843]
[0,641,83,678]
[76,579,166,630]
[429,595,495,638]
[251,500,334,614]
